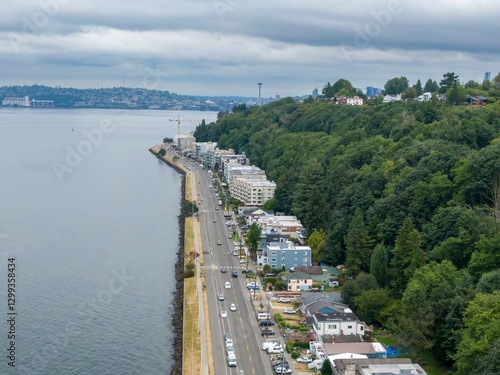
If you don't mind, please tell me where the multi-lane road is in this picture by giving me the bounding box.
[173,153,275,375]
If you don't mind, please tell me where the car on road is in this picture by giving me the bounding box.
[224,332,231,342]
[259,320,275,327]
[296,356,313,363]
[213,219,217,223]
[228,234,232,239]
[221,266,227,273]
[225,281,231,289]
[275,366,291,374]
[218,293,224,301]
[239,259,246,264]
[261,328,275,336]
[230,303,237,311]
[227,353,237,367]
[283,308,296,314]
[225,338,233,348]
[226,346,235,356]
[220,310,227,318]
[231,271,238,278]
[217,240,221,245]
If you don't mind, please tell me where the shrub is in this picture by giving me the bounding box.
[285,341,294,353]
[291,351,300,359]
[185,262,195,272]
[274,313,283,323]
[182,270,195,278]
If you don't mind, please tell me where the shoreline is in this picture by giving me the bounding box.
[148,147,186,374]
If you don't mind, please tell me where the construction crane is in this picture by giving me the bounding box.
[168,115,199,136]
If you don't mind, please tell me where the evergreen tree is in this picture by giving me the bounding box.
[389,218,423,298]
[423,78,439,92]
[308,229,327,264]
[370,243,388,287]
[292,159,328,234]
[344,208,375,276]
[414,79,423,95]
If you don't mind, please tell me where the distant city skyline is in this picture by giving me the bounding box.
[1,1,499,97]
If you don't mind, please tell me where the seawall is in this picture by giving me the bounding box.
[149,147,186,375]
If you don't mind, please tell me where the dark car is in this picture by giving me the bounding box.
[221,266,227,273]
[261,328,275,336]
[231,271,238,278]
[259,320,275,327]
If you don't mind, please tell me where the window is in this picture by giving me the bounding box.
[271,251,277,256]
[271,258,276,262]
[282,251,285,255]
[347,325,352,329]
[294,251,297,254]
[360,326,364,331]
[302,258,307,262]
[302,251,307,255]
[328,324,337,330]
[271,264,276,268]
[281,258,285,262]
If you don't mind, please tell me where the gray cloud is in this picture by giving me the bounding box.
[0,0,498,96]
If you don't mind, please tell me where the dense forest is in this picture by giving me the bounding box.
[194,79,500,373]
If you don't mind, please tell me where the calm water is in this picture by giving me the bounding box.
[0,108,217,374]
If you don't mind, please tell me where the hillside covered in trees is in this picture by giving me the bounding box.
[194,91,500,373]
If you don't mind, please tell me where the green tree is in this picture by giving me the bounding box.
[383,76,409,95]
[413,79,423,95]
[181,200,198,216]
[454,291,500,375]
[370,243,388,287]
[439,72,460,93]
[354,288,392,325]
[402,87,417,100]
[162,137,173,143]
[389,218,423,298]
[423,78,439,92]
[292,158,329,234]
[446,85,467,105]
[158,148,166,157]
[341,272,378,307]
[308,229,327,264]
[493,72,500,90]
[469,338,500,375]
[246,222,262,255]
[344,208,375,275]
[332,78,355,96]
[320,357,333,375]
[476,269,500,294]
[322,82,334,98]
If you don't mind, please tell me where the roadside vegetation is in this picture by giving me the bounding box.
[194,73,500,374]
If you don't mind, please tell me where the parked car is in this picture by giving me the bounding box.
[278,297,291,303]
[261,328,275,336]
[218,293,224,301]
[259,320,275,327]
[224,332,231,342]
[283,308,296,314]
[220,310,227,318]
[275,367,291,374]
[227,353,237,367]
[296,356,313,363]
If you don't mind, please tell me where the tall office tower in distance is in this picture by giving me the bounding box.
[258,82,262,106]
[484,72,491,82]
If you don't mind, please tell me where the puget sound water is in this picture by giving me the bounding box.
[0,108,217,374]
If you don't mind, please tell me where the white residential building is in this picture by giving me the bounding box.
[194,141,217,160]
[346,96,364,105]
[257,215,304,238]
[416,92,433,102]
[231,178,276,206]
[173,134,195,153]
[2,96,30,107]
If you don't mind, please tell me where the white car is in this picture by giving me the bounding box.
[225,281,231,289]
[230,303,236,311]
[296,356,313,363]
[225,338,233,348]
[221,310,227,318]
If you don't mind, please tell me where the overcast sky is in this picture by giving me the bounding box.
[1,0,498,96]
